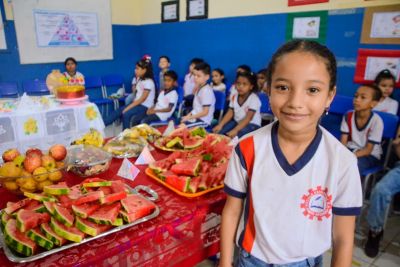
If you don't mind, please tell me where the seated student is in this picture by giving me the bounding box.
[63,57,85,85]
[373,69,399,115]
[227,65,251,100]
[158,55,170,91]
[181,62,215,127]
[364,127,400,258]
[103,57,155,129]
[340,84,384,175]
[141,70,179,124]
[210,68,226,92]
[183,58,204,106]
[257,68,268,94]
[213,71,261,138]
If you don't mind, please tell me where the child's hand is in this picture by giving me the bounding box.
[213,125,222,133]
[122,106,130,114]
[226,130,238,138]
[147,107,155,115]
[181,114,191,123]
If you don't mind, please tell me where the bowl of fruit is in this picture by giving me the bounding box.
[66,145,112,177]
[0,145,67,194]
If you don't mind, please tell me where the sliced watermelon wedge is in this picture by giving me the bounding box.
[74,191,104,206]
[53,205,74,227]
[5,199,34,214]
[170,157,202,176]
[43,201,55,215]
[50,218,85,243]
[27,228,54,250]
[157,170,175,181]
[88,202,121,225]
[44,183,70,195]
[23,192,57,202]
[110,180,129,194]
[100,191,127,204]
[98,186,112,195]
[16,209,50,232]
[57,195,75,209]
[72,203,101,219]
[40,223,66,246]
[188,176,201,193]
[4,219,37,257]
[82,181,112,188]
[75,217,111,237]
[166,174,190,193]
[67,184,84,200]
[149,157,175,174]
[121,194,156,214]
[1,211,11,229]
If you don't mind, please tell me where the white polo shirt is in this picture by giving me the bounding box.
[131,78,155,108]
[340,111,383,159]
[183,73,196,96]
[155,88,178,121]
[63,71,85,85]
[191,84,215,125]
[373,97,399,115]
[211,83,226,92]
[229,92,261,126]
[224,122,362,264]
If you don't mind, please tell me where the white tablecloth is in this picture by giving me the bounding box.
[0,100,105,153]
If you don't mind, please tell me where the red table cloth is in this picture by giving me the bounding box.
[0,149,226,267]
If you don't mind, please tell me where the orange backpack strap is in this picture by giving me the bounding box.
[347,111,353,142]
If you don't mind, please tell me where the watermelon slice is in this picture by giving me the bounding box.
[183,135,203,149]
[43,201,55,215]
[121,194,156,214]
[166,136,183,148]
[208,161,228,186]
[188,177,201,193]
[23,192,57,202]
[75,217,111,237]
[16,209,50,232]
[190,127,207,137]
[149,158,175,174]
[22,200,43,211]
[53,205,74,227]
[198,172,209,190]
[1,211,11,229]
[40,223,66,246]
[111,218,123,226]
[80,177,108,184]
[68,184,84,200]
[170,157,202,176]
[5,199,34,214]
[44,183,70,195]
[157,170,175,181]
[110,180,129,194]
[165,174,190,193]
[50,218,85,243]
[27,228,54,250]
[72,203,100,219]
[98,186,112,195]
[4,219,37,256]
[74,191,104,205]
[100,191,127,204]
[83,181,112,188]
[88,202,121,225]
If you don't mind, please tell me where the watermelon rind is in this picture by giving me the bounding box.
[43,202,55,215]
[82,181,112,188]
[71,204,100,219]
[43,185,70,195]
[166,137,183,148]
[5,199,32,215]
[40,223,66,246]
[27,228,54,250]
[53,205,74,227]
[4,219,36,257]
[100,191,127,204]
[111,218,123,226]
[75,217,98,237]
[1,210,10,230]
[88,203,121,225]
[33,205,47,213]
[23,192,57,202]
[50,218,84,243]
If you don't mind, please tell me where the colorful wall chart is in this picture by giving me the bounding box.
[34,10,98,47]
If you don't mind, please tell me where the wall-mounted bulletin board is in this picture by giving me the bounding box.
[12,0,113,64]
[361,4,400,44]
[286,11,328,43]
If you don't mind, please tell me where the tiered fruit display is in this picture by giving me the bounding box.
[148,134,233,194]
[0,145,67,193]
[153,126,208,151]
[0,179,156,257]
[71,128,104,148]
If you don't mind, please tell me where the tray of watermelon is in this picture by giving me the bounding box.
[0,179,159,263]
[147,133,233,197]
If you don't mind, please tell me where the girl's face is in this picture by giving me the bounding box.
[257,74,266,89]
[378,78,395,98]
[158,58,170,70]
[212,71,223,85]
[135,65,147,78]
[236,76,253,96]
[269,52,335,135]
[66,61,76,74]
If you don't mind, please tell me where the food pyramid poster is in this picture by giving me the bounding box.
[49,15,89,46]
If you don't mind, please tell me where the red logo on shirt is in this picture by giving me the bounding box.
[300,186,332,221]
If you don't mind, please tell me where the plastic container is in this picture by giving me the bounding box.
[103,136,147,158]
[46,70,66,94]
[66,145,112,177]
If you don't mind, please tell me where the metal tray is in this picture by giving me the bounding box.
[0,185,160,263]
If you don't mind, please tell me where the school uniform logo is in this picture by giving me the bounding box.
[300,186,332,221]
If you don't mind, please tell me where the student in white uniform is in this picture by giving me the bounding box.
[341,84,384,175]
[213,71,261,138]
[141,70,178,124]
[158,55,170,91]
[373,69,398,115]
[63,57,85,85]
[210,68,226,92]
[183,58,204,111]
[220,40,362,267]
[103,57,155,129]
[181,62,215,127]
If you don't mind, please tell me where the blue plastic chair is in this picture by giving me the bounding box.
[214,90,226,122]
[258,92,272,114]
[23,79,49,96]
[85,76,113,118]
[102,74,126,110]
[0,82,19,98]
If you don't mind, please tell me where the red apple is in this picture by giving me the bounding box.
[26,148,43,158]
[2,149,20,162]
[41,155,56,170]
[24,155,42,173]
[49,144,67,161]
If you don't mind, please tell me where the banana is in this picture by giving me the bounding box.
[71,128,104,147]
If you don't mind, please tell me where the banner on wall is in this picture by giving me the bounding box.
[288,0,329,6]
[286,11,328,43]
[354,49,400,87]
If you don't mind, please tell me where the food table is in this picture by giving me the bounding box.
[0,147,226,266]
[0,96,104,153]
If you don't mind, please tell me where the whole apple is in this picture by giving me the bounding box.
[26,148,43,158]
[2,149,20,162]
[41,155,56,170]
[49,144,67,161]
[24,155,42,173]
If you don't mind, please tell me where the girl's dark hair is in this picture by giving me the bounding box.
[236,71,258,93]
[64,57,77,66]
[374,69,396,86]
[164,70,178,81]
[266,40,337,90]
[136,58,155,81]
[257,68,268,76]
[237,65,251,73]
[212,68,226,84]
[159,55,170,63]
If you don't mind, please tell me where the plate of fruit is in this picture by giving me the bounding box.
[0,145,67,194]
[66,145,112,177]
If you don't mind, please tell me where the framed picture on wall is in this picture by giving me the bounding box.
[286,11,328,43]
[186,0,208,20]
[361,5,400,44]
[354,49,400,87]
[162,1,179,23]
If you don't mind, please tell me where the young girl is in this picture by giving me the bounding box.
[373,69,398,115]
[257,68,268,94]
[103,57,155,129]
[63,57,85,85]
[220,40,362,267]
[210,68,226,92]
[227,65,252,101]
[212,71,260,138]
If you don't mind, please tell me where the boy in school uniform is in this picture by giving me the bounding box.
[183,58,204,110]
[181,62,215,127]
[141,70,179,124]
[340,84,384,175]
[158,55,170,91]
